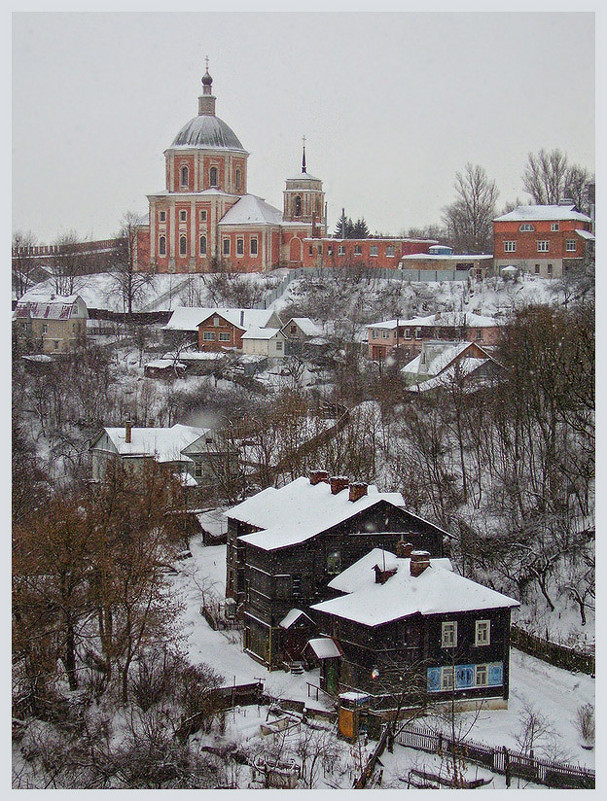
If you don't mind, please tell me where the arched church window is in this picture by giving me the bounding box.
[158,236,166,257]
[200,235,207,256]
[294,196,302,217]
[180,165,189,188]
[235,169,241,191]
[210,167,218,188]
[179,235,188,257]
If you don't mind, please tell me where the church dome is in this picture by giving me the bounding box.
[170,115,246,151]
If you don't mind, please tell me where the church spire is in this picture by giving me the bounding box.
[198,56,216,116]
[302,135,307,174]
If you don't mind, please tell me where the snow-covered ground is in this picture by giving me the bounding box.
[171,535,595,787]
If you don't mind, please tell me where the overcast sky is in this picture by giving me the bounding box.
[12,12,595,243]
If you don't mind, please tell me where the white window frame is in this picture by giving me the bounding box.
[441,621,457,648]
[566,239,577,252]
[179,210,187,223]
[441,666,454,690]
[369,245,379,257]
[551,222,560,232]
[210,167,218,188]
[386,245,395,257]
[179,235,188,256]
[372,329,379,339]
[159,211,166,222]
[223,239,230,256]
[213,316,220,327]
[250,238,259,256]
[404,327,411,339]
[475,664,488,687]
[534,263,540,274]
[199,235,207,256]
[475,619,490,646]
[381,330,390,339]
[218,332,231,342]
[199,210,207,222]
[236,238,244,256]
[180,165,189,188]
[275,340,283,351]
[547,263,553,276]
[415,327,422,340]
[354,245,362,256]
[519,223,534,232]
[338,245,346,256]
[158,236,166,256]
[203,331,216,341]
[504,241,516,253]
[537,240,549,252]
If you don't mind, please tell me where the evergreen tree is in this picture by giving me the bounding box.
[353,217,370,238]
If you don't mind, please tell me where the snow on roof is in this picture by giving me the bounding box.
[219,194,284,226]
[279,608,313,629]
[241,326,282,340]
[145,359,185,369]
[402,341,474,377]
[311,553,519,626]
[283,317,323,337]
[226,476,405,552]
[14,294,87,320]
[175,472,198,487]
[409,357,490,392]
[305,638,343,659]
[575,228,595,241]
[399,253,493,262]
[98,423,208,462]
[164,306,277,332]
[328,548,453,594]
[367,311,498,331]
[493,204,592,223]
[287,171,322,182]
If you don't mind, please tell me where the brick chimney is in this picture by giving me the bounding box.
[330,475,349,495]
[240,310,245,327]
[309,469,330,486]
[349,481,368,502]
[125,419,133,444]
[396,540,414,558]
[410,550,430,577]
[374,563,398,584]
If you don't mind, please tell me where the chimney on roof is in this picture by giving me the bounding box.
[410,550,430,577]
[349,481,368,502]
[125,419,133,444]
[374,563,398,584]
[309,469,330,486]
[396,540,414,558]
[330,475,349,495]
[240,310,245,327]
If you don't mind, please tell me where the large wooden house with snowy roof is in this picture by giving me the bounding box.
[224,471,452,669]
[311,548,519,705]
[163,306,282,352]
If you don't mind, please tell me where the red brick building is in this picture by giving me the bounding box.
[493,204,594,278]
[301,236,437,269]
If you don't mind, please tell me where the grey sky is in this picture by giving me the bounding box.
[12,12,594,243]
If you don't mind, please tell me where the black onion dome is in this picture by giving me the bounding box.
[201,70,213,87]
[170,115,246,151]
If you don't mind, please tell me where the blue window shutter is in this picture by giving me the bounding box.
[488,663,503,686]
[427,667,441,692]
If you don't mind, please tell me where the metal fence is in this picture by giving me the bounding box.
[396,722,595,789]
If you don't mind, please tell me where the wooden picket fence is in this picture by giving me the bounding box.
[396,722,595,789]
[511,625,595,675]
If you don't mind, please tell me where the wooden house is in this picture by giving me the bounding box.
[311,548,519,707]
[224,471,451,669]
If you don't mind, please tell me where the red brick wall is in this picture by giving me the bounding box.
[493,219,591,261]
[198,315,243,351]
[301,238,436,269]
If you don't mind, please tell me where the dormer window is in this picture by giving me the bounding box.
[519,223,534,231]
[210,167,218,188]
[180,165,189,189]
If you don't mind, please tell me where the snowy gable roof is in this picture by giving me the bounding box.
[226,476,405,552]
[409,358,490,392]
[14,294,87,321]
[367,311,497,331]
[312,553,519,626]
[164,306,277,332]
[241,326,283,341]
[327,548,452,595]
[493,204,591,223]
[99,424,209,462]
[305,637,343,659]
[219,194,283,227]
[282,317,323,337]
[575,228,595,241]
[279,608,314,629]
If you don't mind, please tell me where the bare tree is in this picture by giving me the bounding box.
[50,230,86,296]
[113,212,155,316]
[12,230,40,298]
[442,163,499,254]
[522,148,593,211]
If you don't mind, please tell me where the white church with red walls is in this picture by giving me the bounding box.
[135,64,326,274]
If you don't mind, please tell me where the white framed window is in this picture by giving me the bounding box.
[370,245,378,257]
[219,332,231,342]
[276,340,283,350]
[441,621,457,648]
[547,263,553,276]
[386,245,395,257]
[180,165,189,188]
[158,236,166,256]
[327,551,341,575]
[42,324,48,334]
[372,329,379,338]
[381,330,390,339]
[250,238,258,256]
[236,239,244,256]
[235,168,241,191]
[404,327,411,339]
[475,664,488,686]
[213,316,220,327]
[354,245,362,256]
[223,239,230,256]
[328,247,333,256]
[519,223,534,231]
[537,240,549,252]
[566,239,577,252]
[475,620,490,646]
[415,327,422,340]
[203,331,216,341]
[534,263,540,274]
[441,666,454,690]
[338,245,346,256]
[159,211,166,222]
[504,241,516,253]
[199,210,207,222]
[210,167,218,187]
[551,222,560,232]
[199,235,207,256]
[179,235,187,256]
[179,210,187,222]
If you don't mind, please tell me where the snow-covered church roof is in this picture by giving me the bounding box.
[219,194,284,227]
[170,114,247,152]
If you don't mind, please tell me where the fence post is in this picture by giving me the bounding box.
[504,747,510,788]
